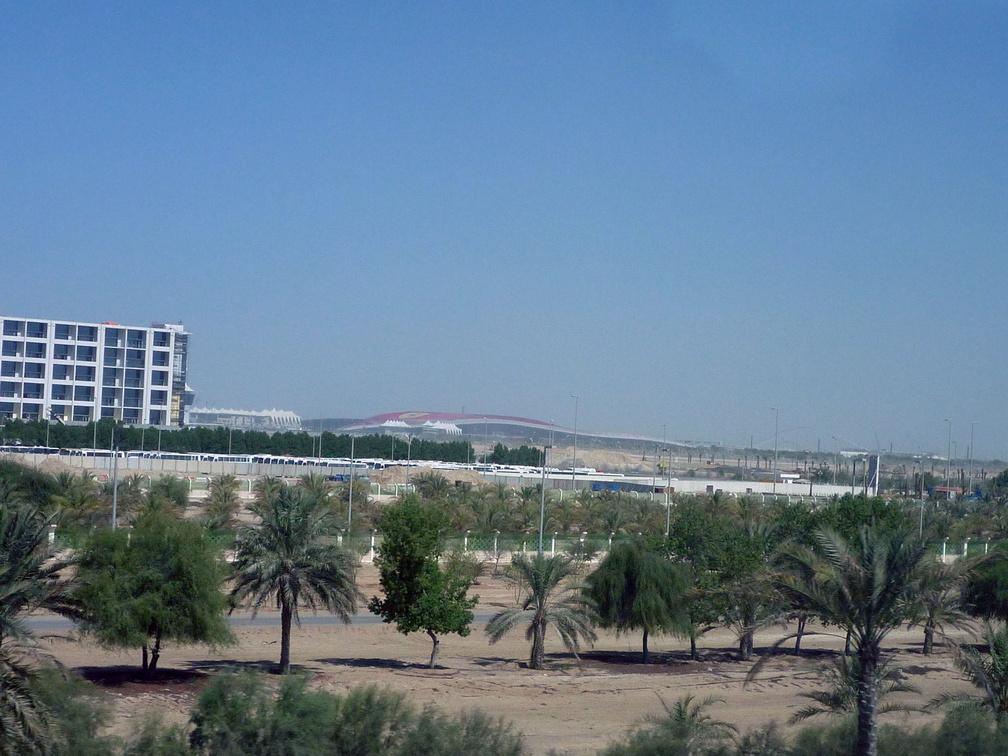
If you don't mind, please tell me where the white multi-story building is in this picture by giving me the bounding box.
[0,316,192,426]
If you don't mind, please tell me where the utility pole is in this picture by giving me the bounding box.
[968,421,976,496]
[571,394,579,491]
[771,408,779,495]
[110,422,119,530]
[538,439,552,553]
[348,435,355,532]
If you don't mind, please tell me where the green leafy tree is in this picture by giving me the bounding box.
[369,497,477,668]
[0,648,51,755]
[486,553,597,670]
[769,527,929,756]
[231,485,362,674]
[585,540,690,663]
[909,557,976,655]
[75,510,234,677]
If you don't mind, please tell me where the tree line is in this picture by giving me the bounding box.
[9,459,1008,755]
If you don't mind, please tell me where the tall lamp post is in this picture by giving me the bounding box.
[968,421,977,496]
[110,421,119,531]
[665,447,673,537]
[945,419,952,499]
[570,394,579,491]
[538,439,552,553]
[771,407,780,495]
[348,435,355,532]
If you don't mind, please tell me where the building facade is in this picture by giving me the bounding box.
[186,407,301,430]
[0,316,192,426]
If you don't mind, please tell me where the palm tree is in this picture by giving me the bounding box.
[604,695,736,756]
[0,503,77,648]
[909,557,976,655]
[933,622,1008,722]
[414,472,451,503]
[485,553,596,669]
[203,474,242,530]
[769,527,929,756]
[790,654,920,723]
[0,647,50,755]
[298,472,335,510]
[230,486,362,673]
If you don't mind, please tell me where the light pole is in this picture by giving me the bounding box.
[665,447,673,537]
[538,440,552,553]
[968,421,977,496]
[406,435,413,484]
[571,394,579,491]
[832,436,838,486]
[348,435,355,531]
[945,419,952,499]
[110,422,119,531]
[771,408,780,495]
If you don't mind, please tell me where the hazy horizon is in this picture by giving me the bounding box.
[3,4,1005,460]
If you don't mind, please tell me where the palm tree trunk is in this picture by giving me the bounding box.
[427,629,440,669]
[923,621,934,655]
[280,601,293,674]
[845,628,852,656]
[142,644,148,676]
[530,618,546,669]
[795,615,807,653]
[642,630,649,665]
[856,649,879,756]
[690,633,698,661]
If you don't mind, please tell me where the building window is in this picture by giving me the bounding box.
[152,350,169,367]
[102,367,118,385]
[76,345,97,362]
[54,343,72,360]
[73,386,94,402]
[22,383,43,400]
[54,323,74,340]
[2,320,24,337]
[51,385,70,401]
[122,408,140,423]
[24,363,44,380]
[152,370,168,386]
[73,406,92,422]
[125,349,145,368]
[0,381,17,398]
[1,341,19,358]
[74,365,95,382]
[0,402,15,419]
[50,404,67,420]
[149,409,165,425]
[1,362,19,378]
[125,369,144,388]
[101,406,115,418]
[150,390,168,406]
[21,403,41,420]
[124,389,143,408]
[127,330,146,349]
[102,387,117,405]
[77,326,97,342]
[103,347,121,365]
[153,331,170,347]
[25,343,45,359]
[53,364,71,381]
[25,322,46,339]
[104,328,123,347]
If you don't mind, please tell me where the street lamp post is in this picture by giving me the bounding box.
[771,408,780,495]
[665,447,673,537]
[968,422,977,496]
[348,435,355,532]
[571,394,579,491]
[538,440,552,553]
[945,419,952,499]
[110,422,119,530]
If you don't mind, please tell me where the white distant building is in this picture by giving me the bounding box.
[0,315,192,426]
[186,407,301,430]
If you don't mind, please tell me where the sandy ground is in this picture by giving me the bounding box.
[37,564,976,755]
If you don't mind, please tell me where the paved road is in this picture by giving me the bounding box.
[27,611,500,633]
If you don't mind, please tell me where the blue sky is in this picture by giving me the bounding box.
[1,3,1005,459]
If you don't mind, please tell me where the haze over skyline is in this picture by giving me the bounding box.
[2,4,1005,459]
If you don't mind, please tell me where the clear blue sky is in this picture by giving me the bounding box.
[2,3,1005,459]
